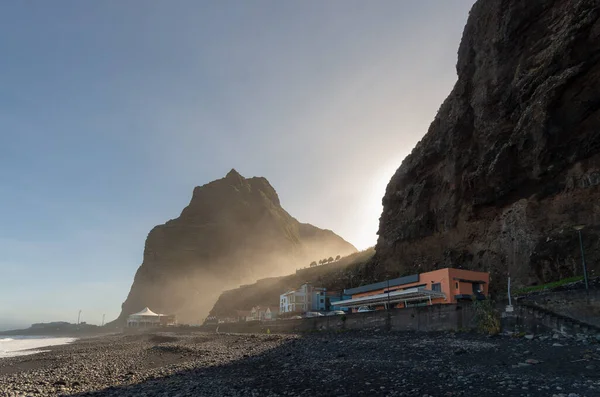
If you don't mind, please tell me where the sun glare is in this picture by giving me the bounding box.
[353,157,405,250]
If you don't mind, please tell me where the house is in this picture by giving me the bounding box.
[280,283,327,314]
[236,310,251,322]
[327,293,352,312]
[264,307,278,321]
[218,316,238,324]
[204,316,218,324]
[334,268,490,312]
[159,314,177,326]
[247,306,278,321]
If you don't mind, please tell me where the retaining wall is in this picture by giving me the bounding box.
[518,288,600,327]
[502,304,598,335]
[202,303,477,334]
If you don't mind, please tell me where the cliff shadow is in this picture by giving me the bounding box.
[65,330,598,397]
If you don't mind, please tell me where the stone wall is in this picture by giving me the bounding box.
[518,288,600,328]
[501,304,600,336]
[203,303,477,334]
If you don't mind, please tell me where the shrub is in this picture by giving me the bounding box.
[472,298,500,335]
[512,276,583,296]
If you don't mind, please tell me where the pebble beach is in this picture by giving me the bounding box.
[1,330,600,397]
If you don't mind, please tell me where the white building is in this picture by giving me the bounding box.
[127,307,162,327]
[247,306,277,321]
[280,283,327,314]
[127,307,176,327]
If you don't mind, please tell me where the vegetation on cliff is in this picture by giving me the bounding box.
[209,248,375,317]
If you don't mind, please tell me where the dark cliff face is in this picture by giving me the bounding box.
[117,170,356,323]
[376,0,600,290]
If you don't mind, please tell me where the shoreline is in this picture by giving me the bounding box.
[1,330,599,396]
[0,332,122,360]
[0,335,76,359]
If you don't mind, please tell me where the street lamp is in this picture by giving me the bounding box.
[386,277,391,311]
[573,224,589,292]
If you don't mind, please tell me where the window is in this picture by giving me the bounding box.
[431,283,442,292]
[402,284,426,291]
[406,302,428,308]
[455,282,459,289]
[320,298,324,304]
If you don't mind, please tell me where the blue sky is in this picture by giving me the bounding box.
[0,0,475,329]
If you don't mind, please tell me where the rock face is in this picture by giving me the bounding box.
[376,0,600,291]
[117,170,356,323]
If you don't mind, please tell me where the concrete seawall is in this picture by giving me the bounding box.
[126,289,600,337]
[203,303,477,334]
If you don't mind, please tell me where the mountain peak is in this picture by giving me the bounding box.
[116,172,357,324]
[225,168,243,179]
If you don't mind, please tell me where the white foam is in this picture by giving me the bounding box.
[0,336,76,358]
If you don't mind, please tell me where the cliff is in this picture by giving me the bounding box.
[376,0,600,291]
[116,170,356,323]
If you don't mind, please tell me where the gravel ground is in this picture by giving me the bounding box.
[1,330,599,397]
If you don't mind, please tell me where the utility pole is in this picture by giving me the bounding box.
[574,225,589,293]
[385,276,392,332]
[505,274,514,312]
[386,277,391,311]
[101,314,106,327]
[507,276,512,306]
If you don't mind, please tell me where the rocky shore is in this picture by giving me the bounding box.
[1,330,599,397]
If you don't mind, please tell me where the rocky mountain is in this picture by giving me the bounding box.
[116,170,356,323]
[376,0,600,291]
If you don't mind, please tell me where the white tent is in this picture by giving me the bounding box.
[131,307,160,317]
[127,307,163,327]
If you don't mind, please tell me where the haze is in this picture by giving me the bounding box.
[0,0,475,329]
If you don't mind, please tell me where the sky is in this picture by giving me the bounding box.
[0,0,476,329]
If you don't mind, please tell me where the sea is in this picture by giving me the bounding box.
[0,336,76,358]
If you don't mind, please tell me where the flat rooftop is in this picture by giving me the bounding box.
[344,274,419,295]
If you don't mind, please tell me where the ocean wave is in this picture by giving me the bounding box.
[0,336,76,358]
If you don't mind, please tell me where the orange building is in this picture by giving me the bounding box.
[335,268,489,312]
